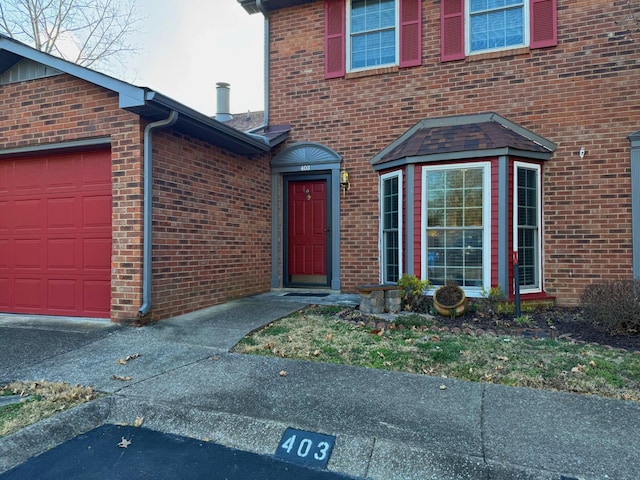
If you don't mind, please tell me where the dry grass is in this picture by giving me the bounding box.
[0,381,98,437]
[233,306,640,401]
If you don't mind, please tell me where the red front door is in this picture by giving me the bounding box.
[287,179,328,285]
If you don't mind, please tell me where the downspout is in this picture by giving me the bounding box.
[138,110,179,317]
[248,0,269,134]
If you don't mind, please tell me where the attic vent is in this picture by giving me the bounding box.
[0,58,61,85]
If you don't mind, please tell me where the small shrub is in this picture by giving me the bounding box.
[581,280,640,336]
[476,285,507,318]
[398,274,432,312]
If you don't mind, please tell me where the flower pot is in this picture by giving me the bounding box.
[433,285,467,317]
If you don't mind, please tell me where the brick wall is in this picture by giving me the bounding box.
[266,0,640,304]
[0,73,272,322]
[0,74,143,321]
[149,130,271,321]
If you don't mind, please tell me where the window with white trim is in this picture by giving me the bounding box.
[349,0,397,70]
[468,0,528,54]
[381,171,402,283]
[422,163,491,291]
[514,162,541,291]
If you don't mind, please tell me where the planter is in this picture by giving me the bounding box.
[433,284,467,317]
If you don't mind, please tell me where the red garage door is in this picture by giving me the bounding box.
[0,150,112,318]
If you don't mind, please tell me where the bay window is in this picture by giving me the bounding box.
[422,163,491,291]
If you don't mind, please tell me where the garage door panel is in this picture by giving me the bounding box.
[0,162,8,193]
[81,151,112,188]
[84,238,111,270]
[14,239,42,269]
[0,279,8,307]
[14,278,43,308]
[14,159,44,193]
[47,238,76,269]
[47,197,77,229]
[83,195,111,228]
[84,280,110,314]
[0,201,7,230]
[0,239,7,268]
[48,279,77,311]
[14,199,42,230]
[1,150,112,318]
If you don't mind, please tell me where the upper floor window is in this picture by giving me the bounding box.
[350,0,397,70]
[441,0,557,61]
[325,0,421,79]
[469,0,526,53]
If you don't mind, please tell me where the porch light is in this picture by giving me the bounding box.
[340,167,350,191]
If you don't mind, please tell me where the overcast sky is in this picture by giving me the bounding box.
[130,0,265,116]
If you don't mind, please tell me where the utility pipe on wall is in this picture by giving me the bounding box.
[138,110,179,317]
[248,0,269,134]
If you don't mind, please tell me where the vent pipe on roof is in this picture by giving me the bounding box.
[215,82,233,122]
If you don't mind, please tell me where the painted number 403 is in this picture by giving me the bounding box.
[300,164,311,171]
[275,427,335,468]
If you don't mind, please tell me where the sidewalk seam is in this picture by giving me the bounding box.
[480,384,490,479]
[363,436,376,479]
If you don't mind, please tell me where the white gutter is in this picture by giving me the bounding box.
[138,110,179,317]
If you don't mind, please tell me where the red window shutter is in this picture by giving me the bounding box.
[441,0,465,62]
[530,0,557,49]
[399,0,422,68]
[325,0,345,79]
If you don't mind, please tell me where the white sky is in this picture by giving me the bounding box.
[130,0,265,116]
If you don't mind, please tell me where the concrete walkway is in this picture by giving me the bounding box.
[1,292,639,479]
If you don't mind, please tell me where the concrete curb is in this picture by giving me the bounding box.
[0,397,112,474]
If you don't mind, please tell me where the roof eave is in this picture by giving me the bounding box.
[372,148,553,171]
[0,34,270,156]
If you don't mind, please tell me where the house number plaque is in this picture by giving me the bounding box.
[275,427,335,468]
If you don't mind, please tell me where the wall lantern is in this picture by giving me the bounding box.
[340,167,350,192]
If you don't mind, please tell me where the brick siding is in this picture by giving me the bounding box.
[266,0,640,305]
[0,73,271,322]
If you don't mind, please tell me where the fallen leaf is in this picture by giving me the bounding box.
[431,335,441,342]
[383,361,392,367]
[133,417,144,427]
[589,360,597,368]
[112,375,132,382]
[116,353,141,365]
[377,328,385,337]
[377,351,385,359]
[312,349,321,356]
[279,370,287,377]
[118,437,132,448]
[287,335,293,342]
[325,333,333,340]
[264,342,275,350]
[211,355,219,361]
[496,356,509,362]
[439,384,447,390]
[571,364,586,373]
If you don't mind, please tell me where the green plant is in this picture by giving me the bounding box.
[476,285,507,318]
[581,280,640,336]
[513,314,532,326]
[398,274,432,312]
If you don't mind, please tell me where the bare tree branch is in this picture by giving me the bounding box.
[0,0,142,77]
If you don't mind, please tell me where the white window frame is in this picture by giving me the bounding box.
[421,162,491,297]
[380,170,403,283]
[347,0,399,72]
[513,161,542,294]
[465,0,530,55]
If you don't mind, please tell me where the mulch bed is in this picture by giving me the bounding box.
[338,306,640,353]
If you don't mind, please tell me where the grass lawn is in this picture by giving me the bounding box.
[233,305,640,402]
[0,381,97,438]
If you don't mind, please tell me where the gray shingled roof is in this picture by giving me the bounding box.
[371,113,556,170]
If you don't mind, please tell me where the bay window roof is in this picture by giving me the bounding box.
[371,112,556,170]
